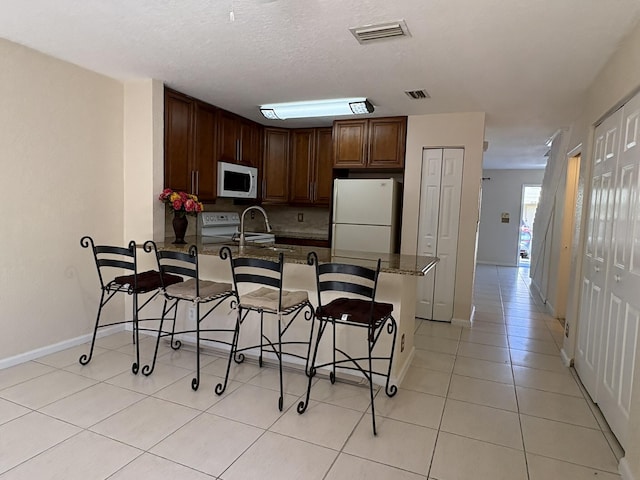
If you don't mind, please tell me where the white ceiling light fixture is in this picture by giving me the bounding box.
[260,98,374,120]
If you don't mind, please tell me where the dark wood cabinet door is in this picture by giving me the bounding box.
[333,120,367,168]
[216,109,240,163]
[239,119,262,168]
[314,127,334,205]
[262,128,290,204]
[367,117,407,168]
[289,129,315,205]
[164,90,194,192]
[193,103,217,201]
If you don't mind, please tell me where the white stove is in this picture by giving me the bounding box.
[199,211,275,244]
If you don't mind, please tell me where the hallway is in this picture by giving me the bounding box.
[0,264,625,479]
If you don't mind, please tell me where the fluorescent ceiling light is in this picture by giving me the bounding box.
[260,98,374,120]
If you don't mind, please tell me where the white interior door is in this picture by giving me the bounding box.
[597,94,640,448]
[575,107,622,399]
[416,148,463,322]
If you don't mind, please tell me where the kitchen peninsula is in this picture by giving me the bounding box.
[152,238,438,383]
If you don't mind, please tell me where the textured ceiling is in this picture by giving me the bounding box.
[2,0,640,169]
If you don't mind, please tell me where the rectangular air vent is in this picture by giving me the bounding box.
[350,20,411,44]
[405,89,430,100]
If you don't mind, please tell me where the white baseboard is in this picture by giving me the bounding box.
[620,458,635,480]
[560,347,573,367]
[0,325,125,370]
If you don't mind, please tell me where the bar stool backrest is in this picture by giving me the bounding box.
[82,236,137,290]
[144,242,200,296]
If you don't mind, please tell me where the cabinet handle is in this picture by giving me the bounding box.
[195,170,199,195]
[615,274,621,283]
[191,171,195,194]
[236,139,241,162]
[595,266,600,272]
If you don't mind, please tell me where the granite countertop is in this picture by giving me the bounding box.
[273,231,329,241]
[156,236,438,276]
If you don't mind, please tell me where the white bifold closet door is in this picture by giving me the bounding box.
[415,148,463,322]
[575,90,640,449]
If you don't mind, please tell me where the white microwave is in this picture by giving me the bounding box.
[217,162,258,198]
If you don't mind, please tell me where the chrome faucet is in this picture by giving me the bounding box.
[239,206,272,248]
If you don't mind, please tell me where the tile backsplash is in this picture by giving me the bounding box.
[164,198,330,240]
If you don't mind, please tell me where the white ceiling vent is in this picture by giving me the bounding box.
[350,20,411,44]
[405,89,430,99]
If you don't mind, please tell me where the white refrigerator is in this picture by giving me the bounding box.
[331,178,400,254]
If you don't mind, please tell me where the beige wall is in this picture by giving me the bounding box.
[0,39,124,362]
[556,20,640,480]
[401,112,486,325]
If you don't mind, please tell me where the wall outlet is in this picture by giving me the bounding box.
[187,306,196,324]
[297,213,304,222]
[250,210,255,219]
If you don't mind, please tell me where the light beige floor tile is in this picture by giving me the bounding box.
[109,453,216,480]
[309,377,375,411]
[0,370,97,409]
[0,362,55,391]
[150,413,263,477]
[453,356,512,384]
[325,453,427,480]
[63,350,136,381]
[505,316,549,328]
[0,412,80,474]
[156,347,220,370]
[460,329,509,347]
[0,430,141,480]
[471,314,505,326]
[201,356,262,382]
[415,321,462,340]
[372,388,445,429]
[507,325,555,342]
[512,365,582,397]
[247,367,311,396]
[509,349,568,373]
[520,414,619,473]
[40,382,145,428]
[457,341,511,363]
[430,432,527,480]
[344,416,437,474]
[507,336,559,355]
[271,400,362,449]
[401,365,451,397]
[468,321,507,334]
[516,386,599,428]
[448,375,517,411]
[90,396,199,450]
[414,335,459,355]
[440,399,523,449]
[35,344,108,368]
[526,453,621,480]
[0,398,29,426]
[412,350,456,373]
[105,363,190,395]
[221,431,337,480]
[153,372,241,411]
[208,383,297,428]
[94,331,139,350]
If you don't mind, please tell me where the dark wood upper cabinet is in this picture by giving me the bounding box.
[333,117,407,169]
[216,110,263,167]
[193,103,217,200]
[164,90,194,194]
[289,127,333,206]
[367,117,407,168]
[262,128,290,204]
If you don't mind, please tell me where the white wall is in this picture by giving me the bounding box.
[476,169,544,266]
[551,19,640,480]
[402,112,486,325]
[0,39,124,361]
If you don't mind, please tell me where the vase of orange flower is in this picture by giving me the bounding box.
[158,188,204,244]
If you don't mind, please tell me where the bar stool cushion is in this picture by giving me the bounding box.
[318,297,393,326]
[114,270,183,293]
[240,287,309,312]
[166,278,233,301]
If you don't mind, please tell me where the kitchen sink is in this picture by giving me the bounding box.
[258,245,296,253]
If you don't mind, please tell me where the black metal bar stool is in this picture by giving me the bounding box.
[297,251,398,435]
[222,246,314,410]
[142,241,238,393]
[79,236,183,374]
